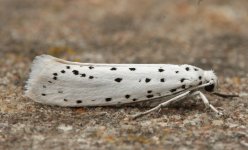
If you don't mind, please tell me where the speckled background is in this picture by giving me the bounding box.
[0,0,247,149]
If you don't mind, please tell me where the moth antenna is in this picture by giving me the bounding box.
[212,92,239,98]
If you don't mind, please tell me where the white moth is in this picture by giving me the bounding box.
[25,55,230,118]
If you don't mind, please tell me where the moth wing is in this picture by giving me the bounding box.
[25,55,204,107]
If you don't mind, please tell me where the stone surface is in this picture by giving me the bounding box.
[0,0,248,149]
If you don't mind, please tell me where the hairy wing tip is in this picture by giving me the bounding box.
[25,54,56,95]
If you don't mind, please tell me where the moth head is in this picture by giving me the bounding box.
[203,70,218,92]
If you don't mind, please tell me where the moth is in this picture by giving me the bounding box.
[25,55,238,118]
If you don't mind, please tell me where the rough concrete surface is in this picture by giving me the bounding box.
[0,0,248,149]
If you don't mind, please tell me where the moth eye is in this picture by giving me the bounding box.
[204,84,215,92]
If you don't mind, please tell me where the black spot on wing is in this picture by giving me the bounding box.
[180,78,186,82]
[58,91,63,93]
[81,73,86,77]
[146,95,154,98]
[41,93,46,96]
[147,90,152,93]
[175,71,179,73]
[89,76,94,79]
[53,73,58,76]
[89,66,94,69]
[160,78,165,82]
[66,66,70,69]
[48,81,52,83]
[105,98,112,102]
[145,78,151,83]
[64,99,68,102]
[158,69,164,72]
[199,76,202,80]
[132,98,137,101]
[194,68,199,71]
[115,78,122,82]
[170,89,177,92]
[110,67,117,71]
[125,95,130,99]
[76,100,82,104]
[129,68,136,71]
[185,67,190,71]
[53,77,57,80]
[72,70,79,75]
[61,70,65,73]
[181,85,186,89]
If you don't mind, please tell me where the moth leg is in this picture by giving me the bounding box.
[130,91,191,119]
[191,91,223,115]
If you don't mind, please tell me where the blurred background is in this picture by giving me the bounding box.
[0,0,247,149]
[1,0,248,75]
